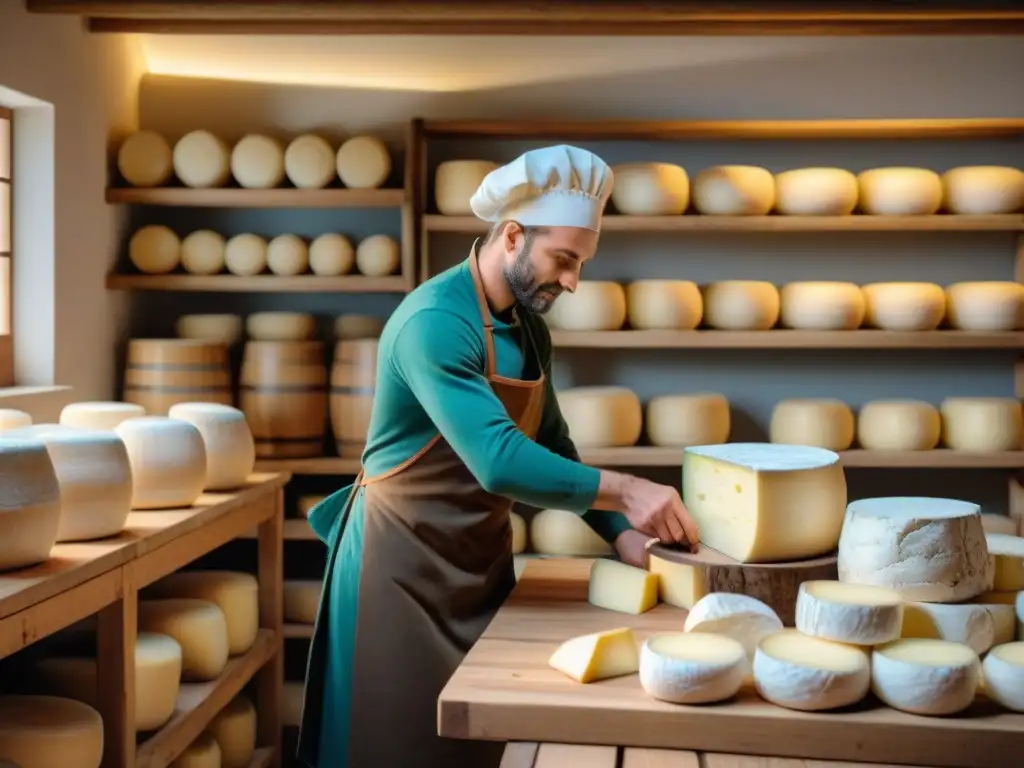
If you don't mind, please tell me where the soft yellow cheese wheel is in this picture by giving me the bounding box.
[309,233,355,276]
[246,311,316,341]
[0,695,104,768]
[173,130,231,189]
[0,438,61,571]
[645,393,730,447]
[545,281,626,331]
[336,135,392,189]
[626,280,702,330]
[284,579,322,623]
[209,695,256,768]
[531,508,613,556]
[267,234,309,276]
[857,167,943,215]
[115,416,207,509]
[610,162,689,215]
[510,511,527,554]
[0,408,31,431]
[148,570,259,655]
[435,160,499,215]
[857,400,941,451]
[224,233,268,276]
[862,282,946,331]
[692,165,775,216]
[940,397,1023,452]
[355,234,400,277]
[942,166,1024,215]
[180,229,226,275]
[60,401,145,431]
[138,598,230,681]
[176,314,243,345]
[284,134,336,189]
[770,398,855,451]
[334,313,385,339]
[230,134,286,189]
[117,130,173,188]
[774,167,859,216]
[171,732,222,768]
[129,225,181,275]
[556,386,642,448]
[779,281,865,330]
[168,403,255,490]
[703,281,780,330]
[944,281,1024,331]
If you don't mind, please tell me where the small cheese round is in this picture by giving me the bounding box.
[940,396,1023,452]
[230,134,285,189]
[284,134,335,189]
[224,233,268,276]
[176,314,243,345]
[645,393,729,447]
[168,403,255,490]
[779,281,865,330]
[284,579,322,624]
[118,130,173,188]
[901,601,1015,655]
[60,401,145,431]
[770,398,855,451]
[148,570,259,656]
[626,280,702,330]
[545,281,627,331]
[610,163,689,215]
[0,695,104,768]
[556,386,642,448]
[530,508,612,556]
[180,230,226,275]
[0,408,31,431]
[115,416,207,509]
[0,438,61,571]
[702,281,780,330]
[944,281,1024,331]
[129,225,181,275]
[336,135,391,189]
[510,511,527,554]
[795,580,903,646]
[857,167,943,215]
[871,639,979,715]
[982,641,1024,712]
[942,166,1024,215]
[334,314,384,339]
[683,593,783,663]
[309,233,355,276]
[246,311,316,341]
[138,598,230,681]
[692,165,775,215]
[862,282,945,331]
[774,167,859,216]
[173,130,231,189]
[753,630,870,711]
[982,513,1018,536]
[435,160,499,215]
[857,399,940,451]
[639,632,746,704]
[355,234,400,277]
[209,695,256,768]
[266,234,309,276]
[172,732,222,768]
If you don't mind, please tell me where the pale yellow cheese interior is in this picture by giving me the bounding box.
[548,627,639,683]
[588,558,658,615]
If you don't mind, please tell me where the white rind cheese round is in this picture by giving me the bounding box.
[209,695,256,768]
[856,399,940,451]
[284,134,336,189]
[770,398,854,451]
[545,281,626,331]
[692,165,775,216]
[871,638,979,715]
[556,386,642,448]
[509,511,527,554]
[857,167,943,216]
[336,135,391,189]
[610,163,690,216]
[180,229,226,275]
[837,496,988,602]
[266,234,309,276]
[334,314,385,340]
[224,233,268,276]
[530,508,612,556]
[702,281,780,330]
[60,401,145,431]
[168,403,255,491]
[779,281,865,330]
[940,396,1023,452]
[230,134,285,189]
[683,593,783,665]
[115,416,207,510]
[645,393,730,447]
[118,130,173,188]
[148,570,259,656]
[639,632,746,704]
[0,408,31,431]
[246,311,315,341]
[284,579,322,624]
[309,233,355,276]
[982,641,1024,712]
[0,438,62,571]
[774,167,859,216]
[0,694,104,768]
[753,630,870,711]
[129,225,181,275]
[901,601,1015,654]
[176,314,243,345]
[172,732,222,768]
[982,513,1019,536]
[944,281,1024,331]
[626,280,703,330]
[355,234,400,277]
[942,166,1024,215]
[138,598,230,681]
[795,580,903,646]
[435,160,499,215]
[173,130,231,189]
[861,282,946,331]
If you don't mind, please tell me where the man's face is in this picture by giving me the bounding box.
[501,225,599,314]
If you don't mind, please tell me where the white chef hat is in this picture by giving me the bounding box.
[469,145,614,232]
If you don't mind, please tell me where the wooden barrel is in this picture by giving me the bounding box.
[122,339,232,416]
[330,339,378,459]
[240,341,327,458]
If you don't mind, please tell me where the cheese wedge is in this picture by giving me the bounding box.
[549,627,639,684]
[588,559,658,615]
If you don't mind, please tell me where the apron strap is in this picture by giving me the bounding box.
[468,240,498,379]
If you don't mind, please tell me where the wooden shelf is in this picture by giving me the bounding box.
[284,623,314,639]
[106,187,404,208]
[106,273,408,293]
[256,457,362,475]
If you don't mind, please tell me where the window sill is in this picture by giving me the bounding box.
[0,385,73,422]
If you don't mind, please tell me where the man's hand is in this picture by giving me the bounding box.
[614,529,655,568]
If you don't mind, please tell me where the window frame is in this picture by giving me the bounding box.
[0,105,12,387]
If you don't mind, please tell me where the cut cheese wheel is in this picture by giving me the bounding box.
[944,281,1024,331]
[639,632,746,704]
[176,314,243,345]
[531,508,612,556]
[774,168,858,216]
[940,397,1023,452]
[610,162,690,215]
[435,160,499,215]
[982,641,1024,711]
[795,580,903,645]
[871,638,979,715]
[862,282,946,331]
[336,135,391,189]
[230,134,285,189]
[246,311,315,341]
[556,386,642,448]
[309,233,355,276]
[60,401,145,431]
[753,630,870,711]
[589,558,658,615]
[180,230,226,275]
[857,167,943,215]
[334,314,384,340]
[647,553,707,610]
[284,134,336,189]
[129,225,181,275]
[118,130,173,188]
[857,400,940,451]
[545,281,626,331]
[138,598,230,681]
[901,601,1015,654]
[942,166,1024,215]
[645,393,730,447]
[0,694,104,768]
[171,732,222,768]
[509,511,526,554]
[779,281,865,330]
[282,682,305,727]
[692,165,775,215]
[115,416,207,509]
[682,443,846,564]
[837,497,988,602]
[355,234,400,277]
[266,234,309,276]
[986,533,1024,592]
[148,570,259,655]
[0,408,31,431]
[626,280,702,330]
[284,579,321,624]
[209,695,256,768]
[173,130,231,189]
[702,281,780,330]
[548,627,639,683]
[770,398,854,451]
[224,233,268,276]
[167,403,255,491]
[0,438,61,571]
[982,514,1019,536]
[683,593,783,663]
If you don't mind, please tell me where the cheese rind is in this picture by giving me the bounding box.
[531,508,612,556]
[941,166,1024,215]
[173,130,231,189]
[309,233,355,276]
[230,134,285,189]
[435,160,499,215]
[0,694,105,768]
[626,280,703,331]
[702,281,780,331]
[171,732,222,768]
[129,225,180,275]
[180,230,226,276]
[857,167,943,215]
[986,533,1024,592]
[148,570,259,656]
[862,282,946,331]
[118,130,173,188]
[610,163,690,215]
[60,401,146,431]
[177,314,243,345]
[224,233,268,276]
[168,403,255,491]
[944,281,1024,332]
[0,438,62,571]
[116,417,207,510]
[336,135,392,189]
[940,397,1023,452]
[769,398,854,451]
[266,234,309,276]
[779,281,865,330]
[246,311,315,341]
[639,632,746,704]
[645,393,730,448]
[209,694,256,768]
[683,593,783,664]
[557,386,642,449]
[900,601,1015,654]
[857,400,941,451]
[871,638,980,716]
[137,598,230,681]
[588,559,658,615]
[774,168,858,216]
[795,580,903,646]
[284,134,335,189]
[982,641,1024,712]
[355,234,400,277]
[545,281,627,331]
[753,630,870,711]
[692,165,775,216]
[549,627,639,683]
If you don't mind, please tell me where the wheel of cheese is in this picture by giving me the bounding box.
[857,399,940,451]
[645,393,729,447]
[982,513,1019,536]
[779,281,865,330]
[692,165,775,216]
[117,130,173,188]
[983,641,1024,712]
[334,313,385,339]
[752,630,870,711]
[545,281,626,331]
[795,580,903,645]
[901,601,1014,655]
[173,130,231,189]
[702,281,780,330]
[942,166,1024,215]
[683,593,783,665]
[209,695,256,768]
[284,134,336,189]
[774,167,859,216]
[944,281,1024,331]
[556,386,642,448]
[267,234,309,275]
[115,416,207,509]
[284,579,322,624]
[530,508,612,556]
[0,408,31,431]
[0,695,104,768]
[838,497,988,602]
[138,598,230,681]
[510,511,527,553]
[857,167,943,215]
[309,233,355,275]
[246,311,316,341]
[224,233,268,276]
[172,732,222,768]
[862,282,946,331]
[336,135,391,189]
[610,162,689,215]
[435,160,499,215]
[0,438,61,571]
[940,396,1023,452]
[626,280,702,330]
[230,134,285,189]
[355,234,400,277]
[168,403,255,490]
[986,532,1024,592]
[770,398,854,451]
[176,314,243,345]
[129,225,181,275]
[871,639,979,715]
[60,401,145,431]
[180,229,226,275]
[639,632,746,704]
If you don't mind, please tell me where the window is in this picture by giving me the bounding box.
[0,106,11,386]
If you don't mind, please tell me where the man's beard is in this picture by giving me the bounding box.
[502,234,562,314]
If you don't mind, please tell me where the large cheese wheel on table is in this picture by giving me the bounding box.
[435,160,499,215]
[774,167,858,216]
[0,438,61,571]
[779,281,865,330]
[770,398,854,451]
[639,632,747,704]
[692,165,775,215]
[115,416,207,509]
[702,281,779,330]
[0,694,104,768]
[862,282,945,331]
[944,281,1024,331]
[173,130,231,189]
[556,386,642,448]
[117,130,173,188]
[857,399,940,451]
[545,281,626,331]
[610,162,689,215]
[794,579,904,645]
[942,165,1024,214]
[626,280,702,330]
[645,393,729,447]
[168,403,255,491]
[857,167,943,215]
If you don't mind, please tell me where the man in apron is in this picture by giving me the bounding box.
[298,145,699,768]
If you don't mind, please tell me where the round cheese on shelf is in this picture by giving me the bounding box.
[692,165,775,216]
[944,281,1024,331]
[355,234,400,277]
[284,579,322,624]
[510,511,527,554]
[857,167,943,215]
[545,281,626,331]
[982,641,1024,712]
[60,401,145,431]
[167,403,255,491]
[752,630,870,711]
[871,638,979,716]
[861,282,945,331]
[246,311,315,341]
[838,497,988,602]
[702,281,780,330]
[774,167,859,216]
[941,166,1024,215]
[115,416,207,509]
[180,229,226,275]
[0,408,31,431]
[625,280,702,330]
[334,313,385,340]
[173,130,231,189]
[857,399,940,451]
[645,393,729,447]
[556,386,642,448]
[209,695,256,768]
[0,438,61,571]
[982,513,1019,536]
[769,398,854,451]
[639,632,746,704]
[940,396,1023,452]
[309,233,355,276]
[0,694,104,768]
[171,732,222,768]
[683,593,783,663]
[901,601,1015,655]
[224,233,268,276]
[336,135,391,189]
[610,162,689,215]
[779,281,865,330]
[230,134,285,189]
[176,314,243,345]
[266,234,309,276]
[129,225,181,275]
[138,598,229,681]
[435,160,499,215]
[795,580,903,645]
[284,134,336,189]
[117,130,173,188]
[148,570,259,655]
[530,508,612,556]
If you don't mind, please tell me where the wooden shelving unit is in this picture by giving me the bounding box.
[548,329,1024,349]
[105,274,407,293]
[105,187,404,209]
